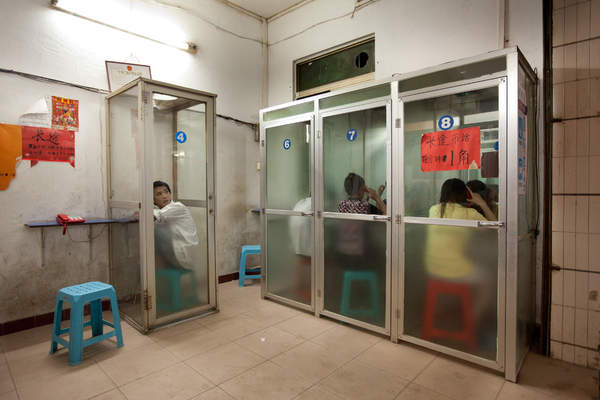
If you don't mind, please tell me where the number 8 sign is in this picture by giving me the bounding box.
[438,115,454,131]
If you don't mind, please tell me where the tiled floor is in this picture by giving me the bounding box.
[0,280,598,400]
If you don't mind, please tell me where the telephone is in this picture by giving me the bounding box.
[56,214,86,235]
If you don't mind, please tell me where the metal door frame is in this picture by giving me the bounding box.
[142,81,218,328]
[315,98,392,335]
[260,112,316,313]
[394,77,508,372]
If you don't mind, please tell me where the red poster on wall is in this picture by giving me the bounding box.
[21,126,75,167]
[51,96,79,131]
[420,127,481,172]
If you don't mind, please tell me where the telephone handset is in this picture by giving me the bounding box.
[56,214,86,235]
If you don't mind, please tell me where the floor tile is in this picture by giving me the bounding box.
[88,388,127,400]
[395,383,452,400]
[9,347,96,388]
[293,385,344,400]
[163,328,231,360]
[120,363,214,400]
[202,315,265,341]
[496,381,556,400]
[219,360,312,400]
[518,353,598,399]
[271,341,351,384]
[185,342,265,385]
[16,363,114,400]
[0,392,18,400]
[414,357,504,400]
[235,326,304,359]
[275,313,337,339]
[0,363,14,395]
[356,340,435,381]
[320,359,408,400]
[310,325,381,359]
[96,343,178,386]
[190,387,236,400]
[148,319,208,344]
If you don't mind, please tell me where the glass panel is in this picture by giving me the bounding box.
[404,87,499,219]
[267,215,312,305]
[263,102,313,122]
[296,38,375,93]
[517,237,535,363]
[152,93,210,319]
[518,67,537,236]
[323,219,386,327]
[398,57,506,94]
[109,208,143,327]
[109,86,140,201]
[319,84,390,110]
[323,106,387,213]
[266,122,311,210]
[404,223,498,360]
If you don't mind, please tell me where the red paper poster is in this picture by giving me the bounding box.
[21,126,75,167]
[420,127,481,172]
[52,96,79,131]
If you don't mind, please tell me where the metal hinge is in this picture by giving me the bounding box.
[143,290,152,310]
[395,214,401,224]
[317,130,321,139]
[396,309,401,318]
[395,118,401,128]
[317,289,322,298]
[317,211,322,218]
[261,139,265,147]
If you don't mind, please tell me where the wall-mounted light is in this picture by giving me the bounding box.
[50,0,198,54]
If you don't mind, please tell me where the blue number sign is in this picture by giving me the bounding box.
[176,131,187,143]
[346,129,357,142]
[438,115,454,131]
[283,138,291,150]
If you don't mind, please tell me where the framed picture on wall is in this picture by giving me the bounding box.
[105,61,152,92]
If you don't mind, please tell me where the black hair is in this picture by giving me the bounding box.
[439,178,467,218]
[153,180,171,193]
[467,180,488,197]
[344,173,365,198]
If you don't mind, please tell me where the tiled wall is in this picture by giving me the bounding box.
[551,0,600,368]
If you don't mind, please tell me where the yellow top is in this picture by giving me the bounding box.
[425,203,486,279]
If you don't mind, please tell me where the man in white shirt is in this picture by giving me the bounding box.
[153,180,199,270]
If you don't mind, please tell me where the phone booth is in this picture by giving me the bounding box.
[106,78,217,332]
[259,47,538,381]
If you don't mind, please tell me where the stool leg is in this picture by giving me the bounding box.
[369,277,381,325]
[68,303,84,366]
[109,292,124,347]
[50,297,63,354]
[239,250,247,287]
[171,273,182,311]
[90,299,103,337]
[340,275,352,316]
[423,281,436,341]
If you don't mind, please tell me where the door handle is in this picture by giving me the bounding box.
[300,211,314,216]
[372,215,391,221]
[477,221,505,228]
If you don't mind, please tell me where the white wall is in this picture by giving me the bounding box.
[0,0,264,323]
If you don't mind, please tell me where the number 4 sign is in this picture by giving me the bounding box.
[176,131,187,143]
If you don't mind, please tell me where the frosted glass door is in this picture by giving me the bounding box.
[400,81,505,366]
[264,119,313,307]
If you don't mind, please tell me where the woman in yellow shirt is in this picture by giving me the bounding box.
[425,178,496,280]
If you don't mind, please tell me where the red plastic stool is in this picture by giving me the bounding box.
[422,279,475,352]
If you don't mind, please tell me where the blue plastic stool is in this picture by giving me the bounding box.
[156,268,197,312]
[340,270,381,324]
[239,245,261,287]
[50,281,123,366]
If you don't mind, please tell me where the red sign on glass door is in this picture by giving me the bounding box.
[420,127,481,172]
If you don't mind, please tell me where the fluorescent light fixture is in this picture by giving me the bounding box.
[50,0,197,54]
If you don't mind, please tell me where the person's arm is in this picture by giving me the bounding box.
[366,187,387,215]
[467,188,497,221]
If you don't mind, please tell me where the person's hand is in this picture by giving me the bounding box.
[377,184,386,197]
[132,211,139,221]
[466,187,486,208]
[366,187,379,200]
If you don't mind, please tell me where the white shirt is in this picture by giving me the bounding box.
[153,201,199,269]
[289,197,312,257]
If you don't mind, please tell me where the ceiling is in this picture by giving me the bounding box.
[227,0,306,18]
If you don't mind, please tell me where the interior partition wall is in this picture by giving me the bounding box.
[259,47,538,382]
[107,78,217,333]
